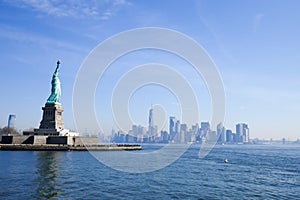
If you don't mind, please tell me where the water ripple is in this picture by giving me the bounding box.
[0,145,299,199]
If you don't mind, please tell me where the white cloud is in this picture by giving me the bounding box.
[4,0,130,20]
[0,25,89,53]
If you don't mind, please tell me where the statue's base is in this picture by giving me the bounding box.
[22,102,73,136]
[39,103,64,130]
[1,135,98,146]
[23,128,78,136]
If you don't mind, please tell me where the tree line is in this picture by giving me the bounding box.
[0,127,21,135]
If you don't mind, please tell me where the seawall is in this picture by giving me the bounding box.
[0,144,142,151]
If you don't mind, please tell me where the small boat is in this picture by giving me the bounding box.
[224,158,229,163]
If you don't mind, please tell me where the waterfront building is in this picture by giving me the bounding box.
[111,116,251,144]
[191,124,199,133]
[169,116,176,140]
[236,123,250,143]
[201,122,210,131]
[226,129,233,143]
[160,130,169,143]
[148,106,156,136]
[175,120,180,136]
[190,124,199,143]
[179,124,187,143]
[199,122,210,139]
[217,123,226,143]
[7,114,16,129]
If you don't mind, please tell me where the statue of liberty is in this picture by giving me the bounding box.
[47,60,61,104]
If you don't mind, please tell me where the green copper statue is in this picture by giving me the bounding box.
[47,60,61,104]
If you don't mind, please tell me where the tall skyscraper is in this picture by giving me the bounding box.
[169,116,176,140]
[148,106,154,136]
[236,123,250,143]
[175,120,180,136]
[201,122,210,132]
[217,123,226,143]
[160,130,169,143]
[226,129,233,143]
[179,124,187,143]
[8,114,16,128]
[200,122,210,138]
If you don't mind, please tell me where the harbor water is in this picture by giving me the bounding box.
[0,144,299,199]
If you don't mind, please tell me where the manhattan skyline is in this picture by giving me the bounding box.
[1,1,300,140]
[110,107,252,144]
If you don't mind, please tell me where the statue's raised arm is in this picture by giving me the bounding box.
[54,60,60,74]
[46,60,62,105]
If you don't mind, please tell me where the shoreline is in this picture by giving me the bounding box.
[0,144,142,151]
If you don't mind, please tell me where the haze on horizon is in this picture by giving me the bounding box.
[0,0,299,141]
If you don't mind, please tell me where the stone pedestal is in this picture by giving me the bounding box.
[40,103,64,129]
[34,103,65,135]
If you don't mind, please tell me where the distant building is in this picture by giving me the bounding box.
[148,106,155,136]
[175,120,180,136]
[201,122,210,131]
[226,129,233,143]
[200,122,210,139]
[190,123,199,143]
[180,124,187,133]
[217,123,226,143]
[160,131,169,143]
[132,125,147,136]
[110,114,250,145]
[8,114,16,128]
[236,123,250,143]
[179,124,187,143]
[169,117,176,140]
[191,124,199,133]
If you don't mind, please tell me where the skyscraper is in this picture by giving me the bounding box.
[8,114,16,128]
[236,123,250,143]
[175,120,180,136]
[179,124,187,143]
[148,106,154,136]
[169,116,176,140]
[217,123,226,143]
[200,122,210,138]
[226,129,233,143]
[201,122,210,132]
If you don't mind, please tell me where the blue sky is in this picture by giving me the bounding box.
[0,0,300,140]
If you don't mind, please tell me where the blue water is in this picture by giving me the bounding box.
[0,145,299,199]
